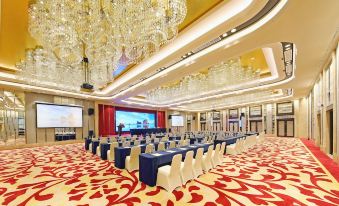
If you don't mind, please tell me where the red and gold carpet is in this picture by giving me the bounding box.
[0,137,338,206]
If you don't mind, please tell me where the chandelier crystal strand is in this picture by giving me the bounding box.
[180,90,280,110]
[28,0,186,66]
[146,58,261,104]
[22,0,186,91]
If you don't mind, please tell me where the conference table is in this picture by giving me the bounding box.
[55,134,76,141]
[214,133,258,154]
[139,143,212,186]
[85,138,92,150]
[130,128,167,135]
[169,136,182,141]
[91,140,100,155]
[99,139,150,160]
[214,135,246,146]
[189,137,204,144]
[114,141,178,169]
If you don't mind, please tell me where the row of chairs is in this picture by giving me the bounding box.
[105,140,190,171]
[226,134,264,155]
[103,138,191,160]
[156,142,226,192]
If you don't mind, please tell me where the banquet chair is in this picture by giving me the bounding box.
[183,139,189,146]
[251,135,258,146]
[226,139,239,155]
[192,148,203,178]
[125,146,141,172]
[111,136,118,142]
[202,145,213,172]
[107,142,119,162]
[237,138,244,153]
[219,142,226,160]
[96,137,108,156]
[145,144,153,154]
[134,140,140,146]
[169,141,176,149]
[156,154,182,192]
[157,142,165,151]
[211,144,221,168]
[244,137,251,151]
[88,138,98,153]
[177,140,184,147]
[161,137,167,142]
[203,136,208,143]
[180,151,194,185]
[123,141,130,147]
[256,134,261,143]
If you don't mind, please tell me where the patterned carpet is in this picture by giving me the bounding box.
[0,137,338,206]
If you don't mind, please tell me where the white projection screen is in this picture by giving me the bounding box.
[171,116,184,127]
[36,103,83,128]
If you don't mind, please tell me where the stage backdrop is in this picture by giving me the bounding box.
[98,104,166,136]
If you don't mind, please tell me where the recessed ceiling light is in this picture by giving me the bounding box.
[222,33,228,37]
[231,28,237,33]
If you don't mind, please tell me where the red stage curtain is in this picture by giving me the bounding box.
[99,104,115,136]
[157,111,166,128]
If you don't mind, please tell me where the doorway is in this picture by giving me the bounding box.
[327,110,333,155]
[200,123,206,131]
[213,122,221,131]
[229,121,239,132]
[187,123,191,132]
[250,120,263,133]
[277,119,294,137]
[317,114,322,145]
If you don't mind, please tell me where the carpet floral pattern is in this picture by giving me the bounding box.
[0,137,338,206]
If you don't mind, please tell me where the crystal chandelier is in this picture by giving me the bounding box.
[15,47,114,91]
[28,0,187,67]
[178,89,287,110]
[146,58,262,104]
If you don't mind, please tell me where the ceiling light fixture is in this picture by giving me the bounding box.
[24,0,187,90]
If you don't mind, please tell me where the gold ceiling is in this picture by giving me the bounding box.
[0,0,223,72]
[160,48,270,88]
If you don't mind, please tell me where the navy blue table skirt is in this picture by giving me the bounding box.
[114,142,173,169]
[169,136,181,141]
[189,137,203,144]
[91,141,99,155]
[139,143,212,186]
[85,138,92,150]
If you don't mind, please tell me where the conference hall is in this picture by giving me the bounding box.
[0,0,338,205]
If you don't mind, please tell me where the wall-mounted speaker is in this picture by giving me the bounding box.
[88,108,94,115]
[168,115,172,119]
[193,116,196,120]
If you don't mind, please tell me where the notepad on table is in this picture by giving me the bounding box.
[166,150,176,153]
[152,153,163,156]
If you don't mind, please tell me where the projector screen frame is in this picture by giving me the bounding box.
[35,102,84,128]
[115,109,157,132]
[171,115,184,127]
